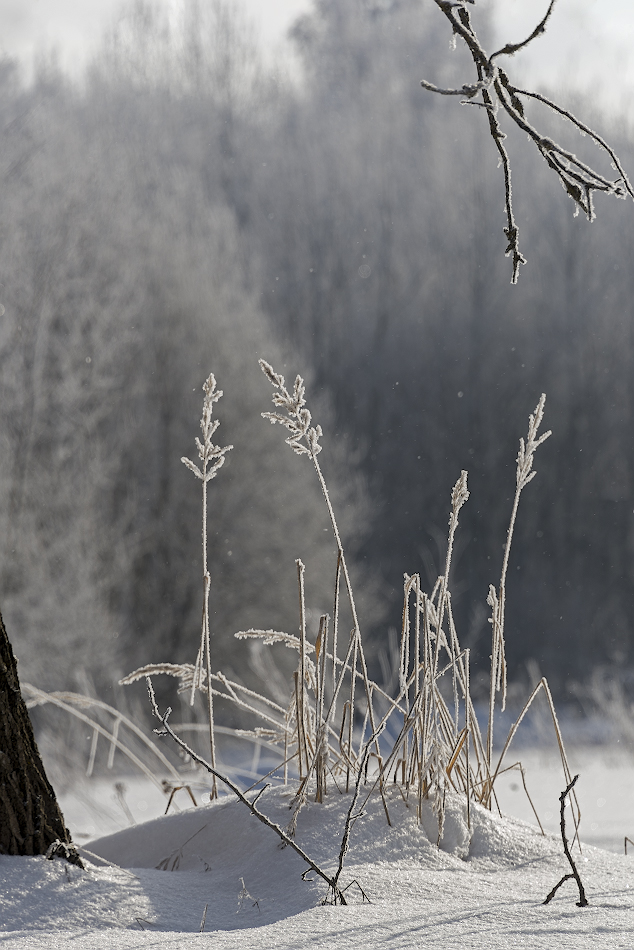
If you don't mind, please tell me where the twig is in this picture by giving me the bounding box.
[511,86,634,201]
[328,739,375,904]
[250,783,270,807]
[145,677,351,905]
[163,781,197,815]
[297,559,309,777]
[237,877,260,913]
[425,0,632,281]
[45,839,84,869]
[543,775,588,907]
[156,824,209,872]
[489,0,558,62]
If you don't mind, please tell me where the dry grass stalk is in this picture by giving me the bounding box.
[491,676,580,841]
[23,684,182,790]
[181,373,232,799]
[296,559,309,778]
[259,360,381,772]
[486,396,551,789]
[146,676,354,905]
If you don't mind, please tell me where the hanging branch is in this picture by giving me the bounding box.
[543,775,588,907]
[425,0,634,282]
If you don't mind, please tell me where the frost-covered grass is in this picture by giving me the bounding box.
[117,366,573,848]
[10,364,632,945]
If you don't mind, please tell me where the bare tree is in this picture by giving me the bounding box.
[0,609,80,862]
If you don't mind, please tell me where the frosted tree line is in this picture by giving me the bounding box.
[0,0,632,698]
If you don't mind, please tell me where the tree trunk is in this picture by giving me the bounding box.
[0,608,80,863]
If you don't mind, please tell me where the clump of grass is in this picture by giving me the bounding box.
[121,361,578,852]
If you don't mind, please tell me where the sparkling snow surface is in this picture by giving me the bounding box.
[2,751,634,949]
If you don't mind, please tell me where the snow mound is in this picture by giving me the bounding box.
[88,783,555,875]
[5,782,633,945]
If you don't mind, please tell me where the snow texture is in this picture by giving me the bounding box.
[2,765,634,949]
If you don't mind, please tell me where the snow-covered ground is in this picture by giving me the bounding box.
[2,745,634,948]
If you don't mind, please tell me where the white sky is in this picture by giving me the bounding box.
[1,0,633,114]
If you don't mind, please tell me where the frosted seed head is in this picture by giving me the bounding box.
[451,471,470,513]
[182,456,203,479]
[259,359,285,389]
[287,438,310,456]
[293,376,306,407]
[261,360,322,460]
[298,407,311,431]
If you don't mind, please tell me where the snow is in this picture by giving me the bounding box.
[2,750,634,949]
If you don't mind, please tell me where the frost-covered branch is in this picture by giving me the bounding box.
[425,0,633,282]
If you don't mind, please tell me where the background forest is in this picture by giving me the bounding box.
[0,0,632,706]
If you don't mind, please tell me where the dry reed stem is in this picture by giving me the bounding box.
[260,360,382,774]
[181,374,232,799]
[296,559,309,777]
[491,677,580,841]
[434,472,469,678]
[464,649,471,827]
[315,614,329,801]
[486,396,551,787]
[332,553,341,700]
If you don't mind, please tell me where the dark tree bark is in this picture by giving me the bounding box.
[0,608,80,863]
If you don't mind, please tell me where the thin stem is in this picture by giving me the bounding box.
[511,86,634,200]
[312,455,381,767]
[490,0,558,61]
[146,679,349,904]
[424,0,632,279]
[332,552,341,701]
[465,649,470,830]
[543,775,588,907]
[297,559,309,775]
[203,473,217,799]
